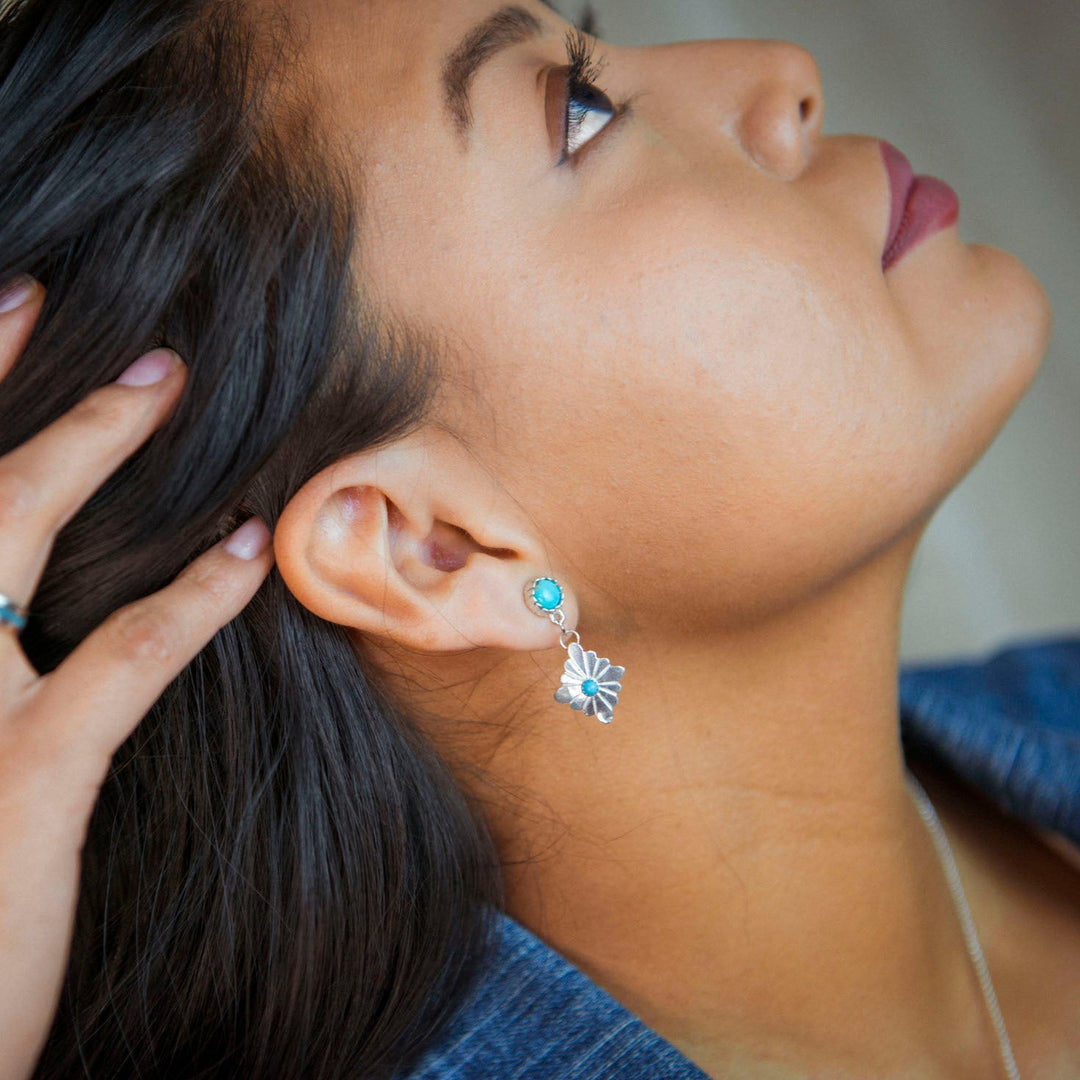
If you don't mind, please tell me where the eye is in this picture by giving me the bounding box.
[563,73,616,158]
[549,27,632,166]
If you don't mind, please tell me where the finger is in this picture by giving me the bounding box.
[23,518,273,777]
[0,274,45,382]
[0,348,187,605]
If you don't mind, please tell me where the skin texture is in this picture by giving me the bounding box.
[268,1,1066,1075]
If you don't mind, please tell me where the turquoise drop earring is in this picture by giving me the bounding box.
[523,576,626,724]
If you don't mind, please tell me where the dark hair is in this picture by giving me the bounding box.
[0,0,503,1075]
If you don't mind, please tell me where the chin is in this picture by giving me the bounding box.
[897,233,1051,404]
[965,243,1053,458]
[969,241,1054,378]
[904,238,1053,513]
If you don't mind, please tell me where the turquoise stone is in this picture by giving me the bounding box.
[533,577,563,611]
[581,679,599,696]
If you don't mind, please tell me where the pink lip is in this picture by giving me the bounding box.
[879,140,959,270]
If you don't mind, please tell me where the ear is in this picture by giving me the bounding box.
[273,428,579,653]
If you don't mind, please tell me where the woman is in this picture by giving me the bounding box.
[0,0,1076,1077]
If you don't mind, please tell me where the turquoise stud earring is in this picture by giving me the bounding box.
[524,576,626,724]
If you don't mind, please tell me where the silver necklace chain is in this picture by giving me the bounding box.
[904,767,1021,1080]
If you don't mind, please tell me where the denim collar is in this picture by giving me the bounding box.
[899,632,1080,848]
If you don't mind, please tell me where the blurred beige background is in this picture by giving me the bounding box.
[585,0,1080,663]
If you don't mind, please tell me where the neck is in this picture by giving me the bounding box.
[394,528,1002,1077]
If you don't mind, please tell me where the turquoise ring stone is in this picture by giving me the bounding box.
[0,597,27,632]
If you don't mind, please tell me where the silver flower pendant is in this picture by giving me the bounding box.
[554,641,626,724]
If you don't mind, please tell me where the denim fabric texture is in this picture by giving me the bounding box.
[899,632,1080,847]
[395,633,1080,1080]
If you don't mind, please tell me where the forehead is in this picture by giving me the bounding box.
[287,0,555,159]
[296,0,449,137]
[268,0,574,271]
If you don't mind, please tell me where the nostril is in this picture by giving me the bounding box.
[799,96,812,123]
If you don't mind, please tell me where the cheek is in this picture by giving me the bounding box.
[373,182,1004,631]
[459,228,937,628]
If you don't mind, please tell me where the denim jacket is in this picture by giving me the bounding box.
[394,633,1080,1080]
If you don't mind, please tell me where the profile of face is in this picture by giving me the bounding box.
[274,0,1052,660]
[0,7,1058,1072]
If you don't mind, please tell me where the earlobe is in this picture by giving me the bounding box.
[271,432,577,655]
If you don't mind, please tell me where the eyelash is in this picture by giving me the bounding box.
[558,26,633,165]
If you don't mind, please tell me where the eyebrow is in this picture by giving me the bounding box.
[441,5,548,142]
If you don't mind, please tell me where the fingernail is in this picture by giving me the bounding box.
[224,518,271,560]
[0,274,37,314]
[114,348,181,387]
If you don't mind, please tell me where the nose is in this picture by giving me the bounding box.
[735,41,823,180]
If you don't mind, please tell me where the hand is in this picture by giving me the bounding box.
[0,275,274,1080]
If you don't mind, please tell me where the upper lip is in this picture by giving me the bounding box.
[880,140,915,257]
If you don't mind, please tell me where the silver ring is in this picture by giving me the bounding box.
[0,592,28,633]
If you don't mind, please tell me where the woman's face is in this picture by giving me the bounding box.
[291,0,1051,631]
